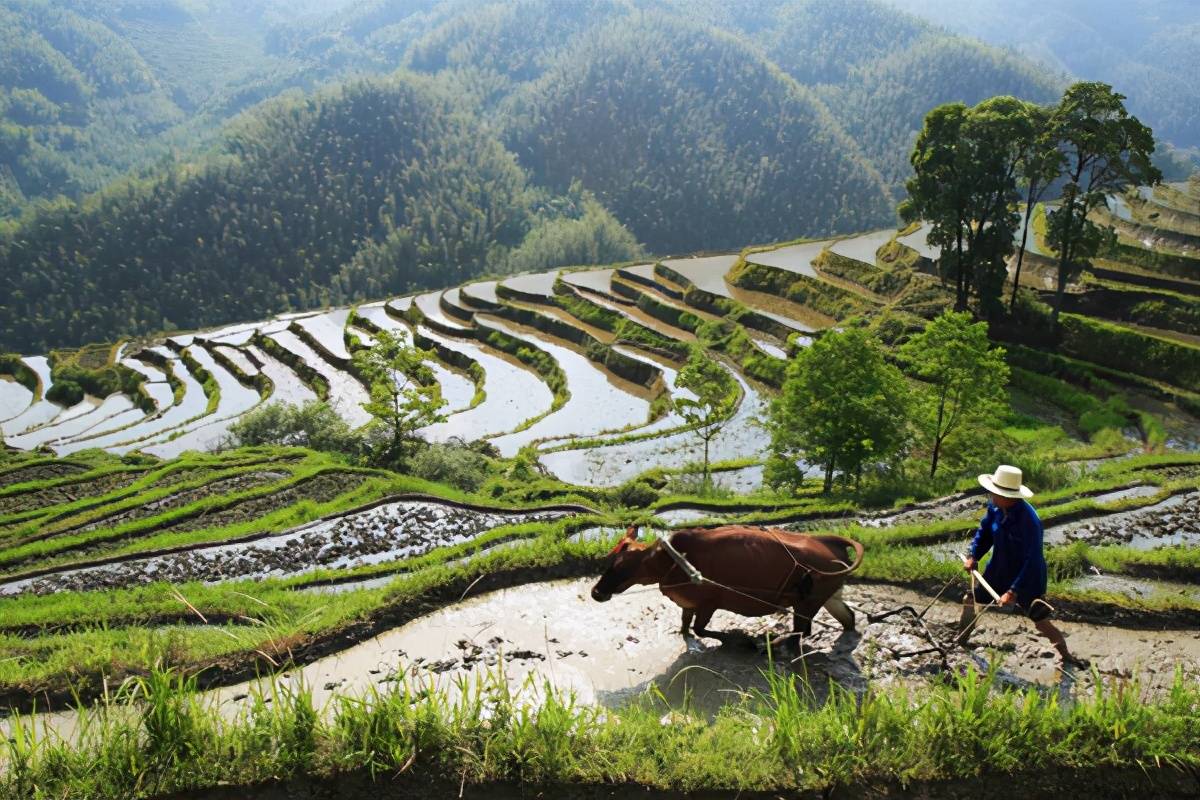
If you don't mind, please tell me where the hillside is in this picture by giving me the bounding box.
[501,13,892,253]
[883,0,1200,156]
[0,177,1199,798]
[2,0,1070,220]
[0,74,641,353]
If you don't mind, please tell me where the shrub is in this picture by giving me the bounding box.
[407,440,492,493]
[224,401,363,456]
[613,478,659,508]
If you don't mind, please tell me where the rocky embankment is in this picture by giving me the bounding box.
[8,501,573,595]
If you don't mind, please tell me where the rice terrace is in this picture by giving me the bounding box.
[1,1,1200,798]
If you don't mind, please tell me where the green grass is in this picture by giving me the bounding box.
[1,661,1196,798]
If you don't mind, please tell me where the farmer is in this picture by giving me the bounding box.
[957,465,1086,667]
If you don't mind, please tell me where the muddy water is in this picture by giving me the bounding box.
[1,357,62,437]
[244,346,318,408]
[3,501,571,595]
[745,240,829,277]
[482,317,651,456]
[56,357,210,454]
[561,268,617,294]
[137,349,262,459]
[537,347,691,451]
[417,326,552,441]
[212,579,1200,722]
[540,368,769,486]
[461,280,499,305]
[659,255,738,296]
[897,222,940,261]
[415,291,469,331]
[268,331,371,428]
[501,270,558,298]
[0,378,32,423]
[294,309,352,361]
[214,346,259,377]
[829,229,895,266]
[7,394,138,450]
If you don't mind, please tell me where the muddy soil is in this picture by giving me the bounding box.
[12,502,571,595]
[64,471,289,534]
[1047,490,1200,548]
[156,471,367,536]
[0,461,87,488]
[220,579,1200,722]
[0,469,146,516]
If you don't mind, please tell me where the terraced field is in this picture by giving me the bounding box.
[2,182,1200,800]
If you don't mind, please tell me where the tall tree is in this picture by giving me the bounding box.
[899,311,1009,477]
[1045,82,1160,327]
[900,98,1026,315]
[674,347,738,490]
[1010,102,1062,314]
[768,328,910,494]
[352,328,446,465]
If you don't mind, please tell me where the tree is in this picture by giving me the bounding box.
[767,328,910,494]
[900,98,1026,315]
[899,311,1009,478]
[674,346,738,490]
[1010,103,1062,314]
[1045,82,1161,327]
[224,400,363,455]
[351,328,447,465]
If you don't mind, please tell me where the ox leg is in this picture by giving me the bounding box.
[680,608,695,637]
[691,607,730,643]
[823,588,855,631]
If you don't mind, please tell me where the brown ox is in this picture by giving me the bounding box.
[591,525,863,644]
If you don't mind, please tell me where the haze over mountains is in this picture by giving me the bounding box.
[0,0,1192,353]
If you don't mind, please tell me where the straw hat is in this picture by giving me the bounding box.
[978,464,1033,499]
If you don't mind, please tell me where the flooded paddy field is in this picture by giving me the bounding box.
[268,330,371,428]
[482,316,652,456]
[417,326,553,442]
[1,357,63,437]
[0,377,33,423]
[2,500,573,596]
[829,229,895,266]
[540,369,769,485]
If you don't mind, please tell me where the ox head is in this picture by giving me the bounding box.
[591,524,652,602]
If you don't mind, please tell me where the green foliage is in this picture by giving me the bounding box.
[1046,82,1161,324]
[46,344,152,412]
[407,440,493,493]
[768,328,911,494]
[899,312,1009,477]
[224,401,363,457]
[1058,314,1200,392]
[899,97,1032,315]
[673,347,738,487]
[0,353,39,394]
[728,260,870,321]
[352,329,447,465]
[813,249,911,297]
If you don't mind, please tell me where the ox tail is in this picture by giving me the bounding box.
[809,535,866,577]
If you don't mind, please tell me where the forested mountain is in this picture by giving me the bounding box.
[883,0,1200,156]
[5,0,1187,352]
[0,74,640,352]
[502,13,891,253]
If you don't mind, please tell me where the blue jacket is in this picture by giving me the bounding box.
[968,499,1047,607]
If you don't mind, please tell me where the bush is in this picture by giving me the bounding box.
[407,440,492,493]
[613,477,659,508]
[224,401,363,456]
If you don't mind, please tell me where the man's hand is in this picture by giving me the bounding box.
[999,590,1017,606]
[963,556,977,572]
